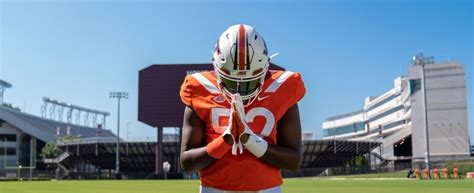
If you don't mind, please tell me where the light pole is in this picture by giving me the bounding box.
[413,53,434,170]
[0,80,12,105]
[109,92,128,179]
[126,122,133,142]
[126,122,133,155]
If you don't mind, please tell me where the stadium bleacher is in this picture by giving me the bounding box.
[54,139,380,179]
[0,105,116,142]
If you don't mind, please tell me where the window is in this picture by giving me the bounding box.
[384,119,406,130]
[366,93,400,111]
[0,134,17,142]
[410,79,421,95]
[368,105,404,122]
[0,147,16,156]
[323,122,365,137]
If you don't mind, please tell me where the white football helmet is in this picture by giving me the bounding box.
[212,24,270,106]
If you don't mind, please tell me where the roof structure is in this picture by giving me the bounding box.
[0,106,116,142]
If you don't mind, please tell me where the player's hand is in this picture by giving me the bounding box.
[222,95,246,155]
[231,94,261,154]
[222,93,249,155]
[232,93,269,158]
[222,111,244,143]
[207,103,237,159]
[231,94,251,142]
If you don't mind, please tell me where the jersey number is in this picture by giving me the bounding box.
[211,107,275,137]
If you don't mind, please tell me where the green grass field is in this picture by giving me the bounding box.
[1,179,473,193]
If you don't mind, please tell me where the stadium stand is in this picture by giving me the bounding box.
[0,106,116,142]
[0,105,116,176]
[54,139,380,179]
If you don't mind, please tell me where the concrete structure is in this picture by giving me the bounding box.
[322,59,470,164]
[409,61,470,162]
[0,105,116,172]
[302,132,314,140]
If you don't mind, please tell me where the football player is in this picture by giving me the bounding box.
[180,24,306,193]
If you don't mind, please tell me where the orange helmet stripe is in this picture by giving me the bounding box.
[238,24,246,70]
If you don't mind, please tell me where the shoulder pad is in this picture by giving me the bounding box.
[180,72,220,106]
[263,71,306,105]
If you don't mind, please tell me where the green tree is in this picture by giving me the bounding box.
[1,103,21,112]
[40,142,62,159]
[355,155,368,166]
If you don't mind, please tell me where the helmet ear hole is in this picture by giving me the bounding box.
[252,68,263,75]
[220,68,230,75]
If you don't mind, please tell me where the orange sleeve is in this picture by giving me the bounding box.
[180,75,198,107]
[206,136,231,159]
[271,72,306,119]
[290,72,306,105]
[179,75,210,121]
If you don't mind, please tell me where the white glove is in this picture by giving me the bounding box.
[232,94,268,157]
[221,104,240,155]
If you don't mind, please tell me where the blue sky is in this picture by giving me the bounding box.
[0,0,472,141]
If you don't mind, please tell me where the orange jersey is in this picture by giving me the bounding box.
[180,70,305,191]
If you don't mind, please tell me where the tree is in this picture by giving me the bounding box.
[40,142,62,159]
[355,155,368,166]
[1,103,21,112]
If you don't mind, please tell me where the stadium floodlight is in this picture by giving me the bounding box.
[412,53,434,171]
[109,91,128,179]
[0,79,12,104]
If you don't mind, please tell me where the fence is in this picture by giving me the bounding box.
[283,162,413,178]
[1,160,473,180]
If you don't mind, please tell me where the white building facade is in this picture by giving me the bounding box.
[322,60,470,163]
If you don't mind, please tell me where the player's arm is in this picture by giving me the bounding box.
[180,106,216,172]
[243,104,303,171]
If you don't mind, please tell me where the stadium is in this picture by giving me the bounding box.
[1,1,473,193]
[1,63,381,179]
[1,59,473,182]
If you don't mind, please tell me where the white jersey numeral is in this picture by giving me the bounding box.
[211,107,275,137]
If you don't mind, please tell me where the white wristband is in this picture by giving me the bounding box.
[243,134,268,158]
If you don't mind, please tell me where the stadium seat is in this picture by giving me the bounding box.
[466,172,474,179]
[414,168,421,179]
[442,168,449,179]
[453,167,460,179]
[423,168,430,179]
[432,167,440,179]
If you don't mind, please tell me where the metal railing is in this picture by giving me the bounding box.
[57,137,120,145]
[2,161,473,180]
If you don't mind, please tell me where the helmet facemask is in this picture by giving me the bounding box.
[215,67,267,106]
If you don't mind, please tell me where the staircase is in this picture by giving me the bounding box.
[44,152,71,178]
[44,151,71,164]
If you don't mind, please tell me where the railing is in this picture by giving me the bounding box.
[2,161,473,180]
[57,137,120,145]
[284,162,413,178]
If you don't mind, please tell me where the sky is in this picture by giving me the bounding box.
[0,0,472,142]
